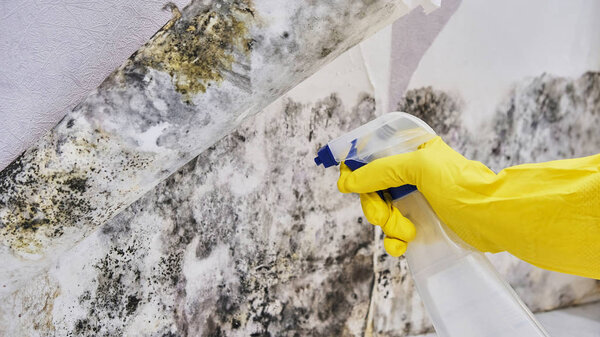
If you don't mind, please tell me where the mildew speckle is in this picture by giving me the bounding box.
[487,72,600,171]
[9,71,600,336]
[72,240,145,335]
[133,0,256,101]
[0,128,152,257]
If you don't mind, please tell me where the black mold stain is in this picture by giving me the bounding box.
[397,72,600,172]
[0,113,153,257]
[2,1,415,320]
[397,86,463,136]
[65,177,89,193]
[126,295,142,315]
[0,147,95,251]
[184,93,376,336]
[488,72,600,171]
[77,243,144,333]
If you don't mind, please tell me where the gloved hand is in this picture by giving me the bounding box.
[338,136,600,279]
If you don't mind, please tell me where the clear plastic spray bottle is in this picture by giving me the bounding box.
[314,112,549,337]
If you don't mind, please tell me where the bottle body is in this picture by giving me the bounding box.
[394,191,549,337]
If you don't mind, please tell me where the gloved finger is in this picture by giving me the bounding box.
[359,192,391,226]
[339,136,443,194]
[383,236,408,257]
[360,192,416,242]
[337,162,353,193]
[382,206,416,242]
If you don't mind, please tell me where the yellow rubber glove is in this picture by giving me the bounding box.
[338,136,600,279]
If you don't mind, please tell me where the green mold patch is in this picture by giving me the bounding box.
[134,1,256,102]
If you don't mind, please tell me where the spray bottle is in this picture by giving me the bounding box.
[314,112,549,337]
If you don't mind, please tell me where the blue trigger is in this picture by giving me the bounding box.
[344,159,366,171]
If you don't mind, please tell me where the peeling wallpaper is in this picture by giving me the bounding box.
[0,63,381,336]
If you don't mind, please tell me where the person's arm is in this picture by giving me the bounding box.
[338,136,600,279]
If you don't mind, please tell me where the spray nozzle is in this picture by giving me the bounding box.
[314,112,436,200]
[314,112,436,168]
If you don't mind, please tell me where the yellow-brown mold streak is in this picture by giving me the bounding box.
[135,1,255,102]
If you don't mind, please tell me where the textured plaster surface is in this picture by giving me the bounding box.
[0,0,433,295]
